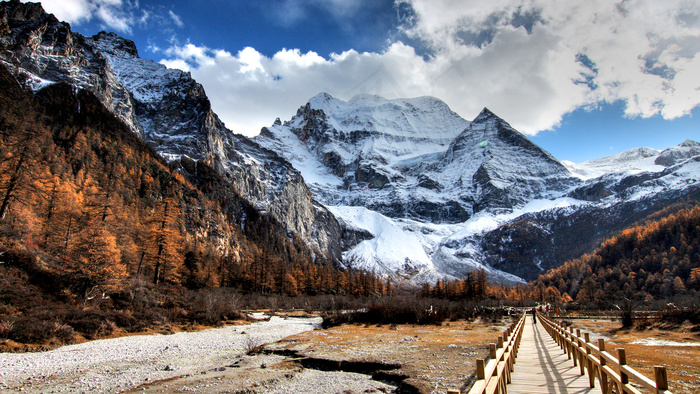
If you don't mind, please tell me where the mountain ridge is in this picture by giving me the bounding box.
[0,0,354,263]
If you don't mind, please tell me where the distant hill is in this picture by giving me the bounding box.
[530,205,700,304]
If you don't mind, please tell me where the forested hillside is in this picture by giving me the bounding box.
[530,205,700,305]
[0,65,388,346]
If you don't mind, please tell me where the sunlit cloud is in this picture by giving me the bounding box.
[159,1,700,138]
[33,0,135,33]
[399,0,700,126]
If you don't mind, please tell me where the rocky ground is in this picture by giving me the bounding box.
[0,315,321,393]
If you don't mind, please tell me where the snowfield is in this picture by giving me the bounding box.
[0,316,322,393]
[329,206,433,273]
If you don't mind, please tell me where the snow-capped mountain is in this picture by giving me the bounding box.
[257,93,471,222]
[563,147,663,180]
[257,96,577,224]
[258,93,700,283]
[256,94,582,282]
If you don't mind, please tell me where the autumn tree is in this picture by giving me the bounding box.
[69,226,127,293]
[43,178,84,254]
[142,198,185,285]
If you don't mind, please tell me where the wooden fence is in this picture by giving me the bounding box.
[537,312,672,394]
[463,312,527,394]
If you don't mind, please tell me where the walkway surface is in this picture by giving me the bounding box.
[508,318,602,394]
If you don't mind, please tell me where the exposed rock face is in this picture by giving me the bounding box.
[0,0,348,261]
[655,139,700,167]
[437,107,578,211]
[257,97,578,224]
[0,1,139,133]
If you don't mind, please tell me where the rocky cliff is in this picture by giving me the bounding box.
[0,0,350,261]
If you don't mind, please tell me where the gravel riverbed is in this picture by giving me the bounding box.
[0,316,324,393]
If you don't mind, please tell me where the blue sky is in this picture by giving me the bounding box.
[34,0,699,163]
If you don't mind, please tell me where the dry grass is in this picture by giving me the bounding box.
[266,317,514,393]
[564,318,700,393]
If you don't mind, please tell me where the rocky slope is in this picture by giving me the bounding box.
[0,0,349,261]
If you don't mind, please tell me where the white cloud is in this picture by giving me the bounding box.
[32,0,185,34]
[32,0,91,23]
[168,10,184,28]
[158,30,587,136]
[32,0,134,33]
[159,0,700,137]
[399,0,700,128]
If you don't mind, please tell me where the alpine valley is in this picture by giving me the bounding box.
[2,0,700,285]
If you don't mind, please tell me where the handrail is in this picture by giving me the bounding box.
[537,312,672,394]
[464,312,527,394]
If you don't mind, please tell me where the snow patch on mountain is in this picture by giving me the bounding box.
[328,206,432,274]
[564,147,663,180]
[257,120,343,190]
[446,198,587,243]
[325,196,587,283]
[88,32,182,105]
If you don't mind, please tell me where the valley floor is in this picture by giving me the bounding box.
[0,313,512,393]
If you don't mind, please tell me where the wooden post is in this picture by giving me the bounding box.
[576,329,584,373]
[618,348,629,387]
[598,338,608,393]
[497,336,504,350]
[654,366,669,392]
[477,359,486,380]
[585,332,595,388]
[447,390,460,394]
[490,343,497,359]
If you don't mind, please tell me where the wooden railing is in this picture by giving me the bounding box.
[463,312,527,394]
[537,312,672,394]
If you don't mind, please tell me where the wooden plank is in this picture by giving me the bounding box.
[508,320,602,394]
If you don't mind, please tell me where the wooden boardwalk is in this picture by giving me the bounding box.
[507,318,602,394]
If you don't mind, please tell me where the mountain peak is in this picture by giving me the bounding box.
[1,0,54,24]
[680,139,700,148]
[655,138,700,167]
[308,92,335,107]
[92,31,138,57]
[473,107,498,122]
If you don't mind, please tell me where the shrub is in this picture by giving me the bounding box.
[65,310,116,339]
[10,317,56,343]
[0,318,14,339]
[52,322,75,343]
